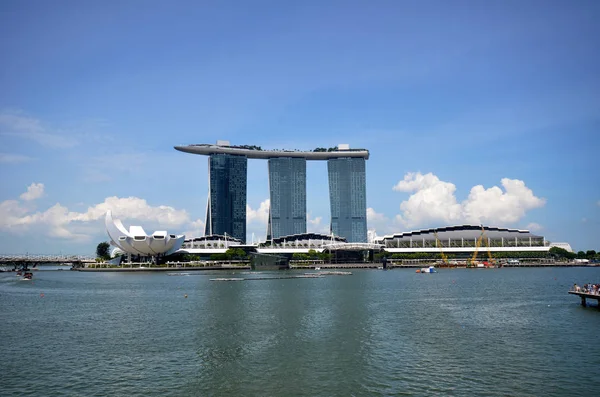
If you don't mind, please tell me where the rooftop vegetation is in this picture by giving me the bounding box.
[228,144,262,150]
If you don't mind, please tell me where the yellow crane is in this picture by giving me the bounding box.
[470,226,495,267]
[434,231,449,266]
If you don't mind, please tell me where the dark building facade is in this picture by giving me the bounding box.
[205,154,247,242]
[176,142,370,243]
[267,157,307,239]
[327,157,367,243]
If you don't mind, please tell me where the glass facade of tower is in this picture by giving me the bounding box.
[267,157,307,239]
[327,157,367,243]
[205,154,247,243]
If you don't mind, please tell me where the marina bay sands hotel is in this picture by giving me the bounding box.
[174,141,369,244]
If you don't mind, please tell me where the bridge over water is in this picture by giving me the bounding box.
[0,254,96,269]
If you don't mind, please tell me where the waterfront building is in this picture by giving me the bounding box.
[105,210,184,256]
[267,157,307,240]
[175,141,370,243]
[206,153,247,242]
[327,157,368,243]
[375,225,572,258]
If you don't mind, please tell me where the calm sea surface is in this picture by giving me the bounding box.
[1,267,599,396]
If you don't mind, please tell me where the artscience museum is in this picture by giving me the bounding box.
[105,211,185,258]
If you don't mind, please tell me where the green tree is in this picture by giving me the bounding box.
[292,252,309,261]
[585,250,597,259]
[549,247,576,260]
[225,248,247,260]
[96,242,111,260]
[209,253,227,261]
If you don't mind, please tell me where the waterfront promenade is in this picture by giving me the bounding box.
[69,260,598,272]
[569,283,600,306]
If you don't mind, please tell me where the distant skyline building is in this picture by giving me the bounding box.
[327,157,367,243]
[267,157,307,240]
[205,153,247,243]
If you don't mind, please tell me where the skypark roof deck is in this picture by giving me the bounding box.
[174,143,370,160]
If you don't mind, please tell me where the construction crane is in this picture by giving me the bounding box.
[469,230,484,266]
[433,230,449,267]
[470,226,495,267]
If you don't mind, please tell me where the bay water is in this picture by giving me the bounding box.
[1,267,599,396]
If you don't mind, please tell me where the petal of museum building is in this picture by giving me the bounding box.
[106,141,572,263]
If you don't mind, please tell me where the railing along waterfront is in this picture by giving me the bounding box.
[0,254,96,263]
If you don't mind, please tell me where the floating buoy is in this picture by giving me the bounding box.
[184,294,188,298]
[40,293,44,298]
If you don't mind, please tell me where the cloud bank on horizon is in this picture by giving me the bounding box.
[0,174,547,245]
[391,172,545,228]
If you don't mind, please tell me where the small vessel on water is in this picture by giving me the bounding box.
[21,272,33,280]
[416,266,436,273]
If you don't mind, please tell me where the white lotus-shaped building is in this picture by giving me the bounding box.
[105,211,185,256]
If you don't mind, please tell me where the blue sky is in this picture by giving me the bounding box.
[0,0,598,254]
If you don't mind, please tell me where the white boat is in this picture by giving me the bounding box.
[314,267,321,270]
[419,266,437,273]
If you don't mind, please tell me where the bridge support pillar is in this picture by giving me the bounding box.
[581,296,587,307]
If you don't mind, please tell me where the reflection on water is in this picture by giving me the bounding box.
[1,267,599,396]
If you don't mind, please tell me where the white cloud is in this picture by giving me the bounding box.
[20,183,45,201]
[393,172,545,228]
[0,110,77,148]
[393,172,462,226]
[246,199,270,224]
[0,199,30,224]
[181,218,206,239]
[0,184,198,241]
[462,178,545,224]
[526,222,543,232]
[307,212,328,234]
[0,153,32,163]
[367,207,398,237]
[245,199,270,243]
[367,207,387,222]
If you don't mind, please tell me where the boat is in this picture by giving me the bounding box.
[21,272,33,280]
[315,267,321,270]
[418,266,436,273]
